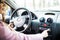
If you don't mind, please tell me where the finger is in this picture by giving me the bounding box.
[8,23,11,25]
[47,29,50,31]
[45,29,50,32]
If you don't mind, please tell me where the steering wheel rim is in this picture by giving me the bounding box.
[10,8,32,32]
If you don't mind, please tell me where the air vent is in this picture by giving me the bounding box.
[45,13,55,15]
[47,18,53,23]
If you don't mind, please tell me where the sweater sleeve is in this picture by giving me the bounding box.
[0,22,43,40]
[0,22,17,40]
[16,32,43,40]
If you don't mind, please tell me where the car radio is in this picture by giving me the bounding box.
[39,17,53,31]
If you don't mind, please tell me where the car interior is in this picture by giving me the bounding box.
[3,0,60,40]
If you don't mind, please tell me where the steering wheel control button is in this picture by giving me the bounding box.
[47,18,53,23]
[23,24,28,28]
[40,17,45,22]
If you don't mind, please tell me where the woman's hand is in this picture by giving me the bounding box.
[41,29,50,38]
[8,22,15,31]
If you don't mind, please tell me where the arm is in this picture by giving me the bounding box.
[16,29,49,40]
[0,22,49,40]
[0,22,17,40]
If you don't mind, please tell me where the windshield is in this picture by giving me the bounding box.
[6,0,60,11]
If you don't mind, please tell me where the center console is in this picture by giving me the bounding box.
[39,17,54,40]
[31,11,60,40]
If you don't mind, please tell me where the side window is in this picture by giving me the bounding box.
[6,0,60,11]
[6,6,11,16]
[5,6,11,19]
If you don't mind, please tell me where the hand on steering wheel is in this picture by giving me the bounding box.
[10,8,32,32]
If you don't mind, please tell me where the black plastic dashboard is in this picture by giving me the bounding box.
[31,10,60,40]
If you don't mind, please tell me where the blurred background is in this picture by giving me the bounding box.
[6,0,60,11]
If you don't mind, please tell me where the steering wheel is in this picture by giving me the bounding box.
[10,8,32,32]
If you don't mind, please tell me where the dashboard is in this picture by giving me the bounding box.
[22,10,60,40]
[31,10,58,31]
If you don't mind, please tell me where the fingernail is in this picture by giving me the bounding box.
[48,29,51,31]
